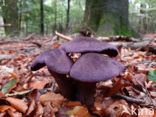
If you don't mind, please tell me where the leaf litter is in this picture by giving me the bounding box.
[0,34,155,117]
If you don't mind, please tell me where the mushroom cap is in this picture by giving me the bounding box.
[31,48,73,74]
[31,50,51,71]
[70,53,124,82]
[60,37,118,57]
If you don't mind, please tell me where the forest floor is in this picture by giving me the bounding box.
[0,33,155,117]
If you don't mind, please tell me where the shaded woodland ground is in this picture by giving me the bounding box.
[0,33,155,117]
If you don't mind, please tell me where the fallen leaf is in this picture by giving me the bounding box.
[0,105,16,112]
[33,102,44,117]
[104,99,130,117]
[107,78,131,96]
[26,99,36,115]
[38,92,65,107]
[154,107,156,117]
[67,106,91,117]
[9,73,19,79]
[7,110,22,117]
[133,73,147,86]
[0,91,5,98]
[138,108,154,117]
[29,81,47,90]
[43,105,58,117]
[53,43,60,48]
[6,97,28,113]
[65,101,82,108]
[1,79,17,94]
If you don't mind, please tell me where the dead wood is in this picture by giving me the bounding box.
[55,31,72,41]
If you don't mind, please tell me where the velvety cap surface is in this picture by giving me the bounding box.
[60,37,118,57]
[70,53,124,82]
[31,50,51,71]
[31,48,73,74]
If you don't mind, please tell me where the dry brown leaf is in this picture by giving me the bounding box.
[0,112,6,117]
[53,43,60,48]
[67,106,91,117]
[104,99,130,117]
[43,105,58,117]
[154,108,156,117]
[0,91,5,98]
[150,91,156,98]
[26,99,36,115]
[138,108,154,117]
[0,105,16,112]
[29,80,47,90]
[133,73,147,86]
[9,73,19,80]
[6,97,28,113]
[38,92,65,107]
[65,101,82,108]
[33,102,44,117]
[7,110,22,117]
[107,78,131,96]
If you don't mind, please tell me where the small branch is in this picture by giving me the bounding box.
[113,93,155,107]
[113,93,145,104]
[55,31,72,41]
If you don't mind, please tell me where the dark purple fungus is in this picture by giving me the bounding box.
[70,53,124,82]
[31,40,124,107]
[70,53,124,106]
[31,50,51,71]
[60,37,118,57]
[31,48,75,99]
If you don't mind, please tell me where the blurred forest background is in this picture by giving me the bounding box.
[0,0,155,37]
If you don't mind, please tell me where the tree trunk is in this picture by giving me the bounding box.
[40,0,44,34]
[53,0,57,32]
[66,0,71,29]
[2,0,19,35]
[83,0,129,36]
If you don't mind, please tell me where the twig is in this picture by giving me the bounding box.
[113,93,145,104]
[55,31,72,41]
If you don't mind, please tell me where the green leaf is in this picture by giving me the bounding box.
[1,79,17,94]
[147,69,156,82]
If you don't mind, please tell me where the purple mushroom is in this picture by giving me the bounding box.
[31,38,124,106]
[69,53,124,106]
[31,48,74,99]
[60,37,118,57]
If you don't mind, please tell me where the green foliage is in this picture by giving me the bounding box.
[0,0,85,35]
[0,0,155,36]
[147,70,156,82]
[129,0,156,33]
[1,79,17,94]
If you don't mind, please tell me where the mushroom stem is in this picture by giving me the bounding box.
[76,81,96,107]
[48,70,96,106]
[48,70,76,100]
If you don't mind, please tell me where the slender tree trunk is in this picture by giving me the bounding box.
[66,0,70,29]
[40,0,44,34]
[54,0,57,31]
[19,0,23,31]
[2,0,19,35]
